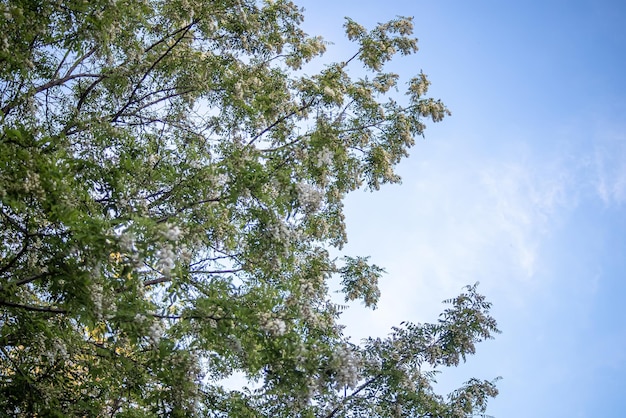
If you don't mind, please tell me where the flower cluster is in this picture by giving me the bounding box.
[148,320,165,346]
[299,304,325,329]
[22,171,43,195]
[45,338,69,365]
[119,231,137,253]
[155,223,182,276]
[299,281,315,296]
[267,218,302,248]
[314,148,334,168]
[135,314,165,347]
[156,243,176,276]
[322,85,343,103]
[332,345,360,389]
[90,282,104,321]
[296,182,323,213]
[417,99,450,123]
[408,73,431,98]
[258,312,287,336]
[161,223,182,242]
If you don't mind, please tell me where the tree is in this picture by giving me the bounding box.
[0,0,498,416]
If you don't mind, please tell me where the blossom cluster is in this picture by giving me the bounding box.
[417,99,450,123]
[299,303,328,330]
[161,223,182,242]
[156,223,183,276]
[44,338,69,365]
[258,311,287,336]
[408,73,431,98]
[156,243,176,276]
[148,320,165,346]
[332,345,360,389]
[135,314,165,347]
[90,281,104,321]
[296,182,323,213]
[314,148,334,168]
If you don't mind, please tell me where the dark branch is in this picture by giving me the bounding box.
[325,375,381,418]
[247,98,317,147]
[34,73,101,95]
[112,22,196,122]
[0,240,28,276]
[0,299,67,314]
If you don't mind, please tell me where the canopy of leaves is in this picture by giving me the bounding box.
[0,1,496,416]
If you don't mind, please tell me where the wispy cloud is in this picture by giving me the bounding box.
[340,139,578,339]
[480,156,575,278]
[593,129,626,207]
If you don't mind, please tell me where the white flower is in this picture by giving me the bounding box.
[162,224,182,242]
[157,243,176,275]
[249,76,261,88]
[274,319,287,335]
[148,320,164,346]
[180,244,192,263]
[105,300,117,319]
[258,312,287,336]
[233,82,244,100]
[296,182,323,213]
[315,148,333,168]
[53,339,69,360]
[90,282,104,320]
[214,173,228,188]
[300,282,313,295]
[333,346,359,389]
[120,231,137,253]
[45,338,70,364]
[267,218,297,244]
[23,171,41,193]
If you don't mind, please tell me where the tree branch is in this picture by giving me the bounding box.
[0,239,28,276]
[112,22,196,122]
[62,46,97,81]
[72,74,107,118]
[190,268,243,275]
[14,271,50,287]
[156,196,223,223]
[0,300,66,314]
[0,345,34,385]
[143,276,173,287]
[247,98,317,147]
[325,375,381,418]
[114,88,194,121]
[34,73,101,95]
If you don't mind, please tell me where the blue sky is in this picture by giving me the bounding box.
[297,1,626,416]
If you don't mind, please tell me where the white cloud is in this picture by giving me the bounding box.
[339,140,577,340]
[593,130,626,206]
[480,157,574,278]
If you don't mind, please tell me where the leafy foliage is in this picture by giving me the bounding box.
[0,0,496,416]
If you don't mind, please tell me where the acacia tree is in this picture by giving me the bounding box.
[0,0,499,416]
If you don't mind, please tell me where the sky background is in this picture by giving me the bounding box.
[296,1,626,417]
